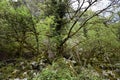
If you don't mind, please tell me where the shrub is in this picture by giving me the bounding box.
[33,58,103,80]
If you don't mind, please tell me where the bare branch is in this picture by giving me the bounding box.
[60,0,114,47]
[68,0,97,37]
[70,0,114,37]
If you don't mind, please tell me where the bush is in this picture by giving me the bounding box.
[33,58,103,80]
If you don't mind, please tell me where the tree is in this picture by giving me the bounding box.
[0,0,39,57]
[43,0,69,57]
[40,0,118,59]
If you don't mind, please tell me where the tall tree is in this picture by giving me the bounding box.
[44,0,69,56]
[43,0,117,58]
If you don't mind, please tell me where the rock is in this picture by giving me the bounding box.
[23,72,28,77]
[114,69,120,75]
[12,69,20,74]
[31,61,40,70]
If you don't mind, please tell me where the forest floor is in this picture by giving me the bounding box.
[0,56,120,80]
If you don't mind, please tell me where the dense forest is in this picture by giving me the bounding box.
[0,0,120,80]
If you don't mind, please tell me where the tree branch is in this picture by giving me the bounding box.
[60,0,114,47]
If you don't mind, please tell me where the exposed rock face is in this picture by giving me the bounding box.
[10,0,42,16]
[11,0,18,2]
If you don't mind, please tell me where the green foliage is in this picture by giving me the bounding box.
[33,58,75,80]
[65,14,120,67]
[0,0,38,56]
[0,63,15,79]
[33,58,103,80]
[0,0,120,80]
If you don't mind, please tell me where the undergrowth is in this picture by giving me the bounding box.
[33,58,103,80]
